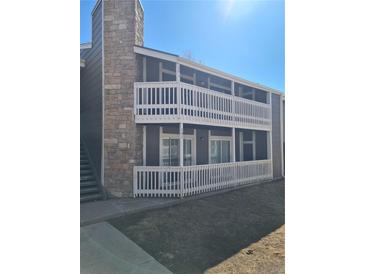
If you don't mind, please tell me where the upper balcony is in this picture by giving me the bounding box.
[134,81,272,131]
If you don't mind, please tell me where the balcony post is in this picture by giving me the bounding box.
[231,80,235,163]
[232,128,236,162]
[179,122,184,198]
[176,63,181,120]
[176,63,180,82]
[231,81,237,184]
[268,92,274,178]
[143,125,146,166]
[231,80,235,127]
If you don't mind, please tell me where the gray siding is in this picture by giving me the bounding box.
[255,130,268,160]
[283,100,285,175]
[80,2,103,182]
[196,128,209,165]
[146,125,159,166]
[271,94,282,178]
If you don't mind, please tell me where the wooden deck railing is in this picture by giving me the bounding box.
[134,81,271,130]
[133,160,272,198]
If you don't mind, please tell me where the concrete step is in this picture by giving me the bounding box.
[80,193,102,203]
[81,187,99,195]
[80,164,91,170]
[80,169,92,175]
[80,180,97,188]
[81,175,95,181]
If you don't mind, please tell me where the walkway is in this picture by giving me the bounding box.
[80,197,178,226]
[81,222,172,274]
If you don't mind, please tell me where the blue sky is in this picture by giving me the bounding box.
[80,0,284,92]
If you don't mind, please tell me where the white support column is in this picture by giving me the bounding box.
[269,92,273,178]
[179,123,184,167]
[142,56,146,82]
[231,81,236,162]
[208,130,211,164]
[232,128,236,162]
[252,131,256,160]
[159,62,163,81]
[176,63,181,119]
[143,125,146,166]
[176,63,180,82]
[280,96,284,177]
[179,122,184,198]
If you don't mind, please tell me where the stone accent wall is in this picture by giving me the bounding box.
[103,0,144,197]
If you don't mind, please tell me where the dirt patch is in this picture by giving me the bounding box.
[109,180,285,274]
[206,225,285,274]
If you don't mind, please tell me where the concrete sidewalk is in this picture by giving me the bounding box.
[80,198,178,226]
[81,222,172,274]
[80,179,281,226]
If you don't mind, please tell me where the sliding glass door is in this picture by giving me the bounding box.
[161,138,193,166]
[210,139,230,164]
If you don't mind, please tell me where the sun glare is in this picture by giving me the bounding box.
[222,0,257,21]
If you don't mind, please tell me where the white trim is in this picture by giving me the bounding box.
[134,46,282,95]
[134,46,178,63]
[137,0,144,12]
[252,131,256,161]
[269,92,274,178]
[239,131,243,161]
[280,95,284,177]
[208,130,211,162]
[179,123,183,167]
[232,128,236,162]
[80,43,92,50]
[143,125,146,166]
[101,0,105,187]
[176,63,180,82]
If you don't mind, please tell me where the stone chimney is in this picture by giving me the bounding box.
[103,0,144,197]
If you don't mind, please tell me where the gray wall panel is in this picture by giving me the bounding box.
[146,125,160,166]
[196,128,209,165]
[80,2,103,182]
[271,94,282,178]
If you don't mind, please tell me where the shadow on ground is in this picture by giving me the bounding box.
[109,180,285,274]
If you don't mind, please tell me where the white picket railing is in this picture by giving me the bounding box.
[134,81,271,130]
[133,160,272,198]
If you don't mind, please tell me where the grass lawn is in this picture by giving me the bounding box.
[109,180,285,274]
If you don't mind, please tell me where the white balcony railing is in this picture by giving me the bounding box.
[134,81,271,130]
[133,160,272,198]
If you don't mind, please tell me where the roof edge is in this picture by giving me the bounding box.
[80,42,92,50]
[91,0,102,16]
[134,45,283,95]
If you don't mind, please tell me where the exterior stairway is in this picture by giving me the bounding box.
[80,142,102,203]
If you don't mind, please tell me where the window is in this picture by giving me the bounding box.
[210,139,231,164]
[239,130,256,161]
[183,139,192,166]
[160,130,196,166]
[161,138,179,166]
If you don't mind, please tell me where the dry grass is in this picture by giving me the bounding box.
[206,225,284,274]
[109,180,285,274]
